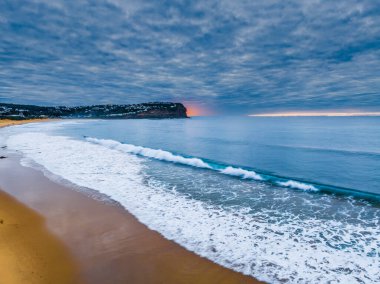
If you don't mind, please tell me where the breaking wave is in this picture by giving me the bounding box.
[86,137,212,169]
[86,137,322,191]
[277,180,318,191]
[85,137,380,203]
[220,166,263,180]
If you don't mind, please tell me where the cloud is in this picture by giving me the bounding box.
[0,0,379,113]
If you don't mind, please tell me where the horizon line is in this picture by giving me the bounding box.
[248,112,380,117]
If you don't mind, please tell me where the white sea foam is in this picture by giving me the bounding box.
[87,137,264,181]
[86,137,212,169]
[277,180,318,191]
[7,132,380,284]
[220,166,263,181]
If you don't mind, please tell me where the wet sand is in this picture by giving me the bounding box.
[0,154,263,283]
[0,189,81,284]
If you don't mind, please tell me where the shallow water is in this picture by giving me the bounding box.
[2,118,379,283]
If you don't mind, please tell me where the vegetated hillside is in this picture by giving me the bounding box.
[0,102,188,120]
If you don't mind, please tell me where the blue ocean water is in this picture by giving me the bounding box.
[60,116,380,196]
[2,117,380,283]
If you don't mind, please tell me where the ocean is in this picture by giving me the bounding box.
[1,117,379,283]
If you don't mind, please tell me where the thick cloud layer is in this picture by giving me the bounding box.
[1,0,379,114]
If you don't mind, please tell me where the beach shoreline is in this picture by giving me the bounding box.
[0,119,55,128]
[0,121,263,284]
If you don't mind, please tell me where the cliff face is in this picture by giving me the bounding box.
[0,102,188,120]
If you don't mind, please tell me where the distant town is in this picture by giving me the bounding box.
[0,102,188,120]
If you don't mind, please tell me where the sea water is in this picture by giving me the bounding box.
[1,117,379,283]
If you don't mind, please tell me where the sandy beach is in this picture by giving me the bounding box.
[3,0,379,282]
[0,190,81,284]
[0,120,262,284]
[0,119,53,128]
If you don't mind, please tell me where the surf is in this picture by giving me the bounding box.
[86,137,380,203]
[6,132,380,284]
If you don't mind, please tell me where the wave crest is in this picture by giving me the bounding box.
[86,137,212,169]
[277,180,318,191]
[220,166,263,181]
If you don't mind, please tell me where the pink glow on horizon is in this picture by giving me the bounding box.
[183,103,213,116]
[249,111,380,117]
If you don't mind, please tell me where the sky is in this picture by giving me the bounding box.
[1,0,380,115]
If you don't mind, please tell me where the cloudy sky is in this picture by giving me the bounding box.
[1,0,379,114]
